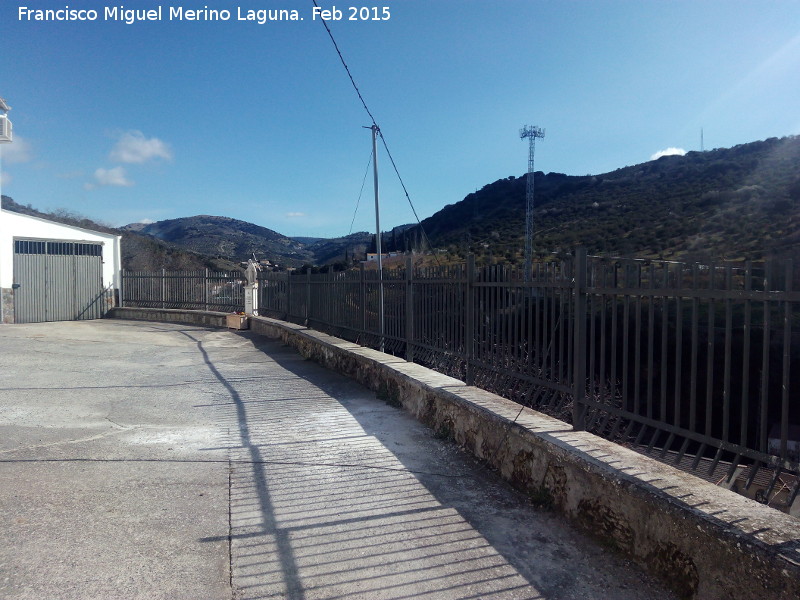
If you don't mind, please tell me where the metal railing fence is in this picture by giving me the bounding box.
[121,251,800,507]
[121,269,245,313]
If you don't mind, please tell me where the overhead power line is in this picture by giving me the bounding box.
[311,0,437,259]
[312,0,378,128]
[348,149,373,236]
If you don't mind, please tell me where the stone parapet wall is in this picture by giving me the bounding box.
[108,307,229,328]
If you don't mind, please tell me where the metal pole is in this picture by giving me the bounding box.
[306,268,311,327]
[360,262,366,336]
[465,254,475,385]
[285,271,291,321]
[204,268,209,311]
[405,254,413,363]
[370,124,385,351]
[572,248,587,430]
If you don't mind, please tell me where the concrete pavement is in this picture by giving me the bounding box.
[0,320,676,599]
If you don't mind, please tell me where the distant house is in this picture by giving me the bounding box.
[365,252,401,262]
[0,209,121,323]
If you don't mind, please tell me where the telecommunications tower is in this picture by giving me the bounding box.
[520,125,545,277]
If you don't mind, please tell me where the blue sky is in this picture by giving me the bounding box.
[1,0,799,238]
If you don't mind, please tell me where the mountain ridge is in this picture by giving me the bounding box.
[408,135,800,262]
[5,134,799,269]
[124,214,314,267]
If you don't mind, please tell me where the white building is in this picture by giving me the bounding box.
[0,208,121,323]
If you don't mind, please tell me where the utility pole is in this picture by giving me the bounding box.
[365,124,385,350]
[520,125,545,279]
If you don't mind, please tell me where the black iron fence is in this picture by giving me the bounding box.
[122,269,245,313]
[121,251,799,508]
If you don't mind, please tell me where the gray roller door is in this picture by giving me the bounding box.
[13,239,110,323]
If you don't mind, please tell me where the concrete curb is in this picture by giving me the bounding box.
[108,307,800,599]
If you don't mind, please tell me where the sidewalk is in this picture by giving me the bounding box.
[0,320,675,599]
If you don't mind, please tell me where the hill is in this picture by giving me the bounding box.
[1,196,241,272]
[408,135,800,263]
[128,219,383,268]
[5,135,798,269]
[126,215,314,267]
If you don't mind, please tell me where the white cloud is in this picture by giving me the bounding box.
[1,135,32,163]
[109,130,172,164]
[0,171,11,186]
[137,218,155,224]
[650,147,686,160]
[286,212,306,218]
[93,166,133,187]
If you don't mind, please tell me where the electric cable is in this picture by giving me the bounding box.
[312,0,378,129]
[378,132,439,259]
[311,0,439,263]
[348,149,373,236]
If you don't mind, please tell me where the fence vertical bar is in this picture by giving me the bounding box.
[760,262,771,455]
[722,265,733,443]
[285,272,292,320]
[161,268,166,309]
[781,259,792,459]
[646,263,655,420]
[690,264,700,435]
[405,254,414,363]
[740,262,752,455]
[204,268,209,311]
[306,269,311,326]
[705,263,717,442]
[659,263,669,423]
[465,254,475,385]
[358,262,367,339]
[573,248,587,430]
[673,263,684,431]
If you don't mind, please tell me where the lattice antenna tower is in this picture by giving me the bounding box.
[520,125,545,277]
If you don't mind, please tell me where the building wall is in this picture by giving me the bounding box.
[0,209,121,323]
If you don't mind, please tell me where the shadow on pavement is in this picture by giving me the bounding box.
[183,328,671,600]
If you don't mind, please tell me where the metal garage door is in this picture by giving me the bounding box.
[13,239,111,323]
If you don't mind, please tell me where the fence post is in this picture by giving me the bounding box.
[204,268,209,311]
[465,254,475,386]
[285,272,291,320]
[306,269,311,326]
[781,258,793,460]
[405,254,414,363]
[161,268,166,309]
[360,262,366,337]
[573,248,587,430]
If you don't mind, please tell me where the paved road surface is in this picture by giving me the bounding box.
[0,320,676,600]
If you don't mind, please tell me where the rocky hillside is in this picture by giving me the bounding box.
[408,135,800,263]
[126,215,313,267]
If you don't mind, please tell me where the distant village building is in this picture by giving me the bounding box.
[365,252,401,262]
